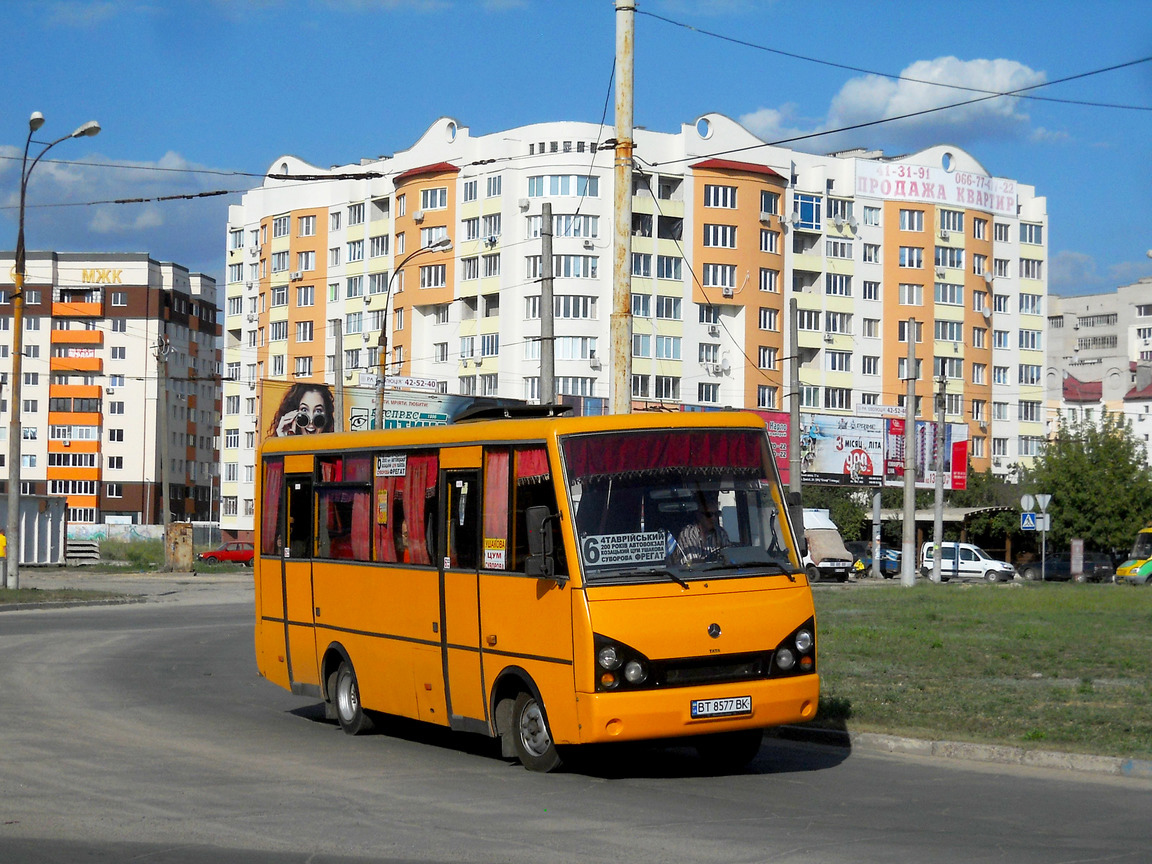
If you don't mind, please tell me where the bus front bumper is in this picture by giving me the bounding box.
[571,674,820,745]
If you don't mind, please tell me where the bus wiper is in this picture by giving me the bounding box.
[692,557,797,582]
[625,566,690,589]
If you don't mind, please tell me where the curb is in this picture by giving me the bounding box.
[769,725,1152,780]
[0,596,147,613]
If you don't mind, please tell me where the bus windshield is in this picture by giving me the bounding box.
[1130,530,1152,561]
[560,427,796,584]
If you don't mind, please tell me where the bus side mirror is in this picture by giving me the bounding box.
[525,505,565,584]
[787,492,807,558]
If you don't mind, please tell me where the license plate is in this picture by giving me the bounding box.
[690,696,752,719]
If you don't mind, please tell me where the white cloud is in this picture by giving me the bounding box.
[1049,250,1101,295]
[737,104,813,144]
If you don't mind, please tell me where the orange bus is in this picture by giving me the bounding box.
[254,407,819,771]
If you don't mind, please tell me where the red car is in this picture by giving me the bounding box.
[197,542,254,565]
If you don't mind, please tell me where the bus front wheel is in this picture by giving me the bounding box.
[333,661,374,736]
[511,691,562,772]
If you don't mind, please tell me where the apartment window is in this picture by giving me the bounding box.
[698,383,719,404]
[463,217,480,241]
[972,327,986,349]
[1020,293,1042,315]
[420,188,447,211]
[935,357,963,380]
[899,209,924,231]
[631,294,650,318]
[702,263,736,288]
[972,363,986,385]
[994,223,1009,242]
[899,247,923,268]
[631,253,651,277]
[699,305,719,324]
[757,385,778,410]
[940,210,964,232]
[898,320,923,343]
[462,180,478,202]
[1019,329,1042,350]
[109,401,125,415]
[703,184,737,209]
[793,194,821,230]
[296,284,314,307]
[699,343,719,364]
[935,282,963,305]
[759,229,779,254]
[800,386,820,409]
[655,296,681,320]
[826,239,852,259]
[703,224,737,248]
[329,247,341,267]
[1021,223,1043,245]
[486,175,502,197]
[935,247,964,269]
[862,280,880,300]
[657,255,682,280]
[795,309,819,332]
[862,243,880,263]
[826,311,852,334]
[346,276,363,298]
[824,387,852,410]
[994,294,1010,313]
[631,375,649,399]
[111,346,126,360]
[1019,401,1043,422]
[973,217,987,240]
[345,312,363,335]
[758,346,778,370]
[862,318,880,338]
[863,206,881,226]
[298,215,316,237]
[994,258,1010,278]
[420,225,448,248]
[346,240,364,263]
[825,274,851,297]
[760,190,780,216]
[826,351,852,372]
[994,367,1009,386]
[348,203,365,225]
[460,336,475,359]
[270,321,288,341]
[296,321,314,342]
[1018,364,1042,385]
[461,257,479,280]
[419,264,447,288]
[654,376,680,401]
[993,330,1009,349]
[759,268,778,293]
[654,335,681,360]
[862,355,879,375]
[632,334,651,358]
[272,215,290,238]
[899,283,923,305]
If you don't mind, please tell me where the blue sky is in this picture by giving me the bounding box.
[2,0,1150,297]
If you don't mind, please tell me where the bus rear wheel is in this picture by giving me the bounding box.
[333,660,374,736]
[512,691,562,772]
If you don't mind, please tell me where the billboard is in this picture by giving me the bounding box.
[258,380,521,443]
[884,419,969,491]
[796,413,885,487]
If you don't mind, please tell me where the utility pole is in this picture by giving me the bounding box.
[901,319,918,587]
[610,0,634,415]
[333,319,345,432]
[540,202,556,404]
[788,298,802,498]
[155,334,172,570]
[930,375,947,584]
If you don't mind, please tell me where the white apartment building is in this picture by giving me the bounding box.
[0,252,221,524]
[221,114,1047,540]
[1047,278,1152,464]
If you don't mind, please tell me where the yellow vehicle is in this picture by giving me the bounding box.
[254,408,818,771]
[1116,525,1152,585]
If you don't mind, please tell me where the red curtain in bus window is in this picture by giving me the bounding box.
[350,489,371,560]
[373,474,400,562]
[261,460,283,555]
[514,446,550,484]
[402,453,438,566]
[345,455,371,482]
[564,430,759,480]
[483,450,509,569]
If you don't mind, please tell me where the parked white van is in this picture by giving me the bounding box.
[920,541,1015,583]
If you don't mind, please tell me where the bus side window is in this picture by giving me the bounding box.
[482,449,510,571]
[261,458,284,555]
[512,446,566,576]
[373,450,438,566]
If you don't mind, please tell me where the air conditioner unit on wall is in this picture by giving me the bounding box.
[939,229,950,241]
[289,271,303,281]
[413,210,425,223]
[721,286,734,298]
[707,324,720,338]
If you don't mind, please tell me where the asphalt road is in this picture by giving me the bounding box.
[1,572,1149,863]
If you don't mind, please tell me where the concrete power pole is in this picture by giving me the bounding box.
[901,319,918,587]
[788,298,802,498]
[332,319,344,432]
[610,0,634,415]
[155,334,172,570]
[540,202,555,404]
[930,375,947,583]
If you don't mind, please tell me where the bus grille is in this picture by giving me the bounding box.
[654,652,770,688]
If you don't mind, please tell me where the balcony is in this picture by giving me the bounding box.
[50,329,104,347]
[52,301,102,318]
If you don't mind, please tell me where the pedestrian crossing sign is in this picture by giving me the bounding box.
[1021,512,1037,530]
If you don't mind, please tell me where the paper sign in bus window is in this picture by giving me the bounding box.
[581,532,665,569]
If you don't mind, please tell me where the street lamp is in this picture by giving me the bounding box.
[374,236,452,429]
[6,112,100,589]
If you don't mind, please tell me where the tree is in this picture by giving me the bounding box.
[800,485,869,541]
[1017,413,1152,554]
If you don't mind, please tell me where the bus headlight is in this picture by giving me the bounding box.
[623,660,647,684]
[775,648,796,671]
[598,645,622,670]
[794,629,813,653]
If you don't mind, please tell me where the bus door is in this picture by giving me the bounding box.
[439,459,487,729]
[283,471,320,693]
